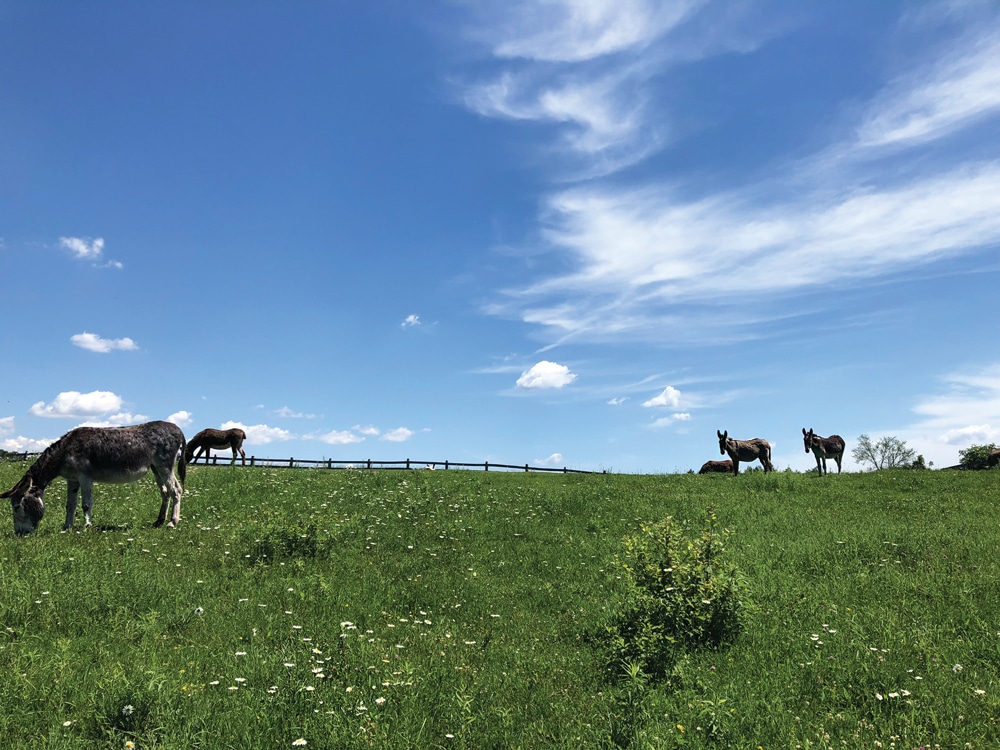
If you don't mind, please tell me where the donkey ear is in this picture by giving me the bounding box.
[717,430,723,438]
[802,428,807,436]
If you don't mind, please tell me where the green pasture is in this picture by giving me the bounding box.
[0,462,997,749]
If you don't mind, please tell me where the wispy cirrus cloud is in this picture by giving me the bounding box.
[855,30,1000,151]
[468,4,1000,344]
[71,332,138,353]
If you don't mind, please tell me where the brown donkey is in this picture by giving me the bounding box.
[717,430,774,474]
[698,459,734,474]
[802,428,846,475]
[185,427,247,466]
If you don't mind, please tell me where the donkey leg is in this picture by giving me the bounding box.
[153,464,183,527]
[820,457,827,476]
[238,447,246,466]
[80,478,95,528]
[64,480,80,530]
[732,460,740,475]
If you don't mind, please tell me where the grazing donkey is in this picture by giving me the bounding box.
[185,427,247,466]
[988,448,1000,468]
[698,459,734,474]
[802,428,846,475]
[1,421,186,536]
[717,430,774,474]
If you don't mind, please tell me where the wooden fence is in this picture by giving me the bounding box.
[1,451,600,475]
[190,455,602,474]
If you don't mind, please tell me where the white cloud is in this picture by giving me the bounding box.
[354,425,382,437]
[401,314,421,327]
[380,427,415,443]
[856,31,1000,151]
[220,421,293,445]
[71,332,139,353]
[938,424,998,445]
[313,429,364,445]
[516,360,577,389]
[0,416,13,436]
[31,390,124,418]
[475,0,702,63]
[1,436,53,453]
[60,236,104,260]
[649,412,691,428]
[535,452,564,466]
[643,386,681,408]
[274,406,317,419]
[607,397,628,405]
[168,411,193,428]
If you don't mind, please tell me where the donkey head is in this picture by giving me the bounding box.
[802,428,816,453]
[717,430,729,456]
[1,476,46,536]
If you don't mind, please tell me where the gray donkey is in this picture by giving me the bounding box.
[1,421,186,535]
[717,429,774,474]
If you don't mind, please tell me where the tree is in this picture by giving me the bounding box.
[851,434,916,471]
[958,443,998,470]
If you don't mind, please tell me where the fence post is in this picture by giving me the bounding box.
[250,456,255,467]
[212,455,217,466]
[289,457,294,468]
[406,458,410,470]
[367,459,371,470]
[445,460,449,470]
[525,463,529,472]
[485,461,489,472]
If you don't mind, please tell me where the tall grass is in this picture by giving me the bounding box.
[0,462,997,748]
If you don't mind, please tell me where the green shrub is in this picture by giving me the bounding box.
[958,443,998,470]
[603,511,742,680]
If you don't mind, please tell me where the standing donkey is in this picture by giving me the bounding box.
[802,428,846,475]
[1,421,186,536]
[185,427,247,466]
[717,430,774,474]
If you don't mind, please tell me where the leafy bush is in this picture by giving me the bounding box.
[958,443,998,470]
[603,511,742,681]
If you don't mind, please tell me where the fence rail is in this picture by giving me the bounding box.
[192,455,602,474]
[1,451,601,475]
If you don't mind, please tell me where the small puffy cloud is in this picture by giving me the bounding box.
[1,435,54,453]
[939,424,998,445]
[649,413,692,428]
[274,406,317,419]
[31,390,124,418]
[516,360,577,390]
[221,421,293,445]
[168,411,193,428]
[380,427,415,442]
[314,430,364,445]
[401,314,421,328]
[71,332,139,353]
[607,397,628,405]
[643,386,682,408]
[535,452,564,466]
[60,236,104,260]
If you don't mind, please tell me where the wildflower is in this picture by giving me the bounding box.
[293,740,307,747]
[63,720,72,726]
[209,681,220,686]
[121,705,135,717]
[194,607,204,616]
[235,651,247,656]
[375,697,386,706]
[125,742,135,750]
[677,724,684,733]
[953,664,963,673]
[975,689,986,695]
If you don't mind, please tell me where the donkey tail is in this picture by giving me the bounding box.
[178,440,187,488]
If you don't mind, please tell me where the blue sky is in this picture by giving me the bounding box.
[2,1,999,473]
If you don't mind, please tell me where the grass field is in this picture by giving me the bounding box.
[0,461,998,749]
